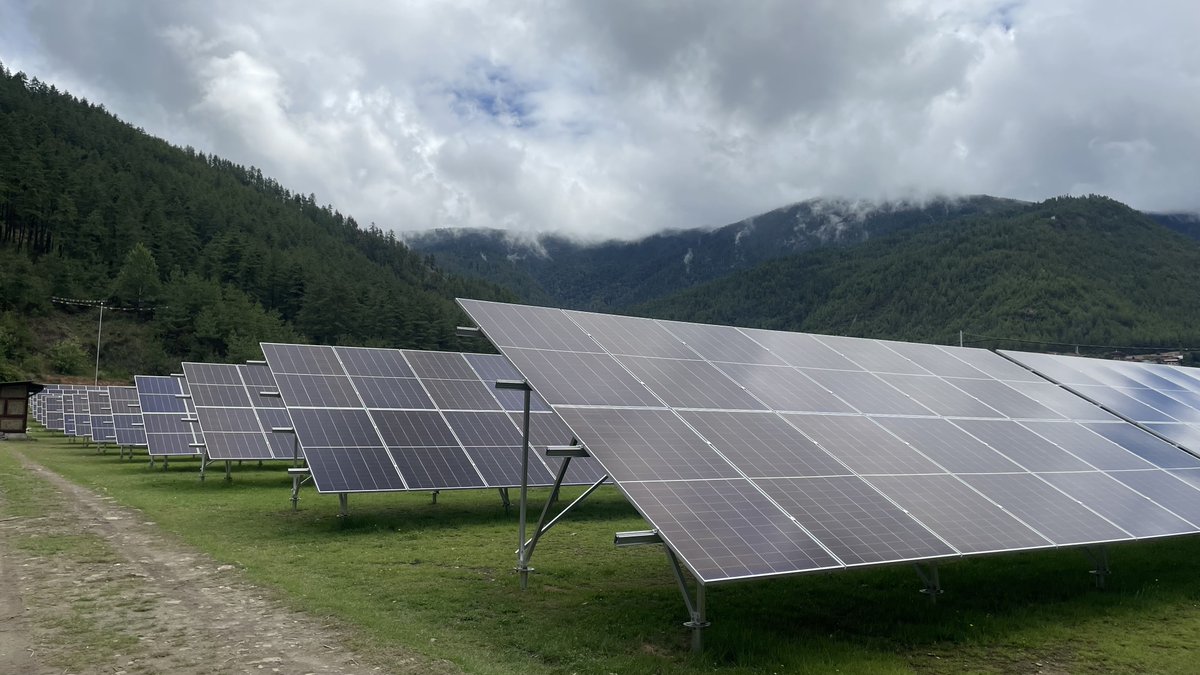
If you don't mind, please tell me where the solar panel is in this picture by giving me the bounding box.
[756,476,956,566]
[1002,351,1200,460]
[86,389,116,444]
[73,390,95,439]
[260,344,605,494]
[44,388,64,431]
[107,386,147,447]
[134,375,204,457]
[459,299,1200,585]
[182,362,298,462]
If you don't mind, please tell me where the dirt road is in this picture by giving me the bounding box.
[0,447,442,674]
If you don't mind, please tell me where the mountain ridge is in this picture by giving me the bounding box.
[633,195,1200,357]
[406,195,1028,310]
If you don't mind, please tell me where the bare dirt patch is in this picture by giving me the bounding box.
[0,448,448,674]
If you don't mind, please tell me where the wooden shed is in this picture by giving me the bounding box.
[0,381,44,436]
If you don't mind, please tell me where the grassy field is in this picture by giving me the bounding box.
[8,427,1200,674]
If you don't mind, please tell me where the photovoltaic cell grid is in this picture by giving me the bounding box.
[43,386,65,431]
[1001,350,1200,458]
[260,343,606,494]
[181,362,299,461]
[134,375,204,457]
[460,299,1200,584]
[86,389,116,444]
[107,386,147,447]
[74,390,96,439]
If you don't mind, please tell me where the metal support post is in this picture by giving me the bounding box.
[496,379,533,588]
[498,487,511,510]
[288,467,310,511]
[200,456,208,482]
[225,460,232,481]
[664,547,709,653]
[523,466,604,559]
[914,562,942,602]
[94,302,104,386]
[338,492,349,517]
[431,490,439,505]
[1084,546,1110,588]
[162,456,169,471]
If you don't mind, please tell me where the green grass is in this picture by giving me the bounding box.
[9,428,1200,673]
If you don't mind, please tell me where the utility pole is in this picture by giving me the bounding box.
[51,297,160,383]
[95,301,104,385]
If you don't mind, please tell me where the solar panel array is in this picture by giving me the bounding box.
[181,362,298,461]
[1001,351,1200,457]
[86,388,116,444]
[460,299,1200,584]
[62,388,78,435]
[108,386,147,447]
[43,386,64,431]
[261,343,606,494]
[134,375,204,457]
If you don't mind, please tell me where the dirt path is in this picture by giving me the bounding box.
[0,448,442,674]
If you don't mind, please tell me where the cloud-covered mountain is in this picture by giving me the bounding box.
[405,196,1025,310]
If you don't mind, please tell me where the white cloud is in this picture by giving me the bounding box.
[2,0,1197,240]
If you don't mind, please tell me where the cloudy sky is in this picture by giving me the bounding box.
[2,1,1197,240]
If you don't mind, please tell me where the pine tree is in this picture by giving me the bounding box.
[110,242,161,309]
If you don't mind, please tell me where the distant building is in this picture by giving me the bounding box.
[0,381,44,437]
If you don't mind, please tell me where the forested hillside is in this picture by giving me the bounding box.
[407,196,1024,311]
[637,196,1200,355]
[0,63,511,381]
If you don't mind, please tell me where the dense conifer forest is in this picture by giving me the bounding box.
[0,62,511,381]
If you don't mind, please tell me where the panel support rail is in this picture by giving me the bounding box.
[521,446,606,561]
[495,378,534,589]
[288,467,311,511]
[622,535,709,653]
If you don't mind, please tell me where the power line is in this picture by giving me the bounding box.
[50,296,163,312]
[49,297,163,386]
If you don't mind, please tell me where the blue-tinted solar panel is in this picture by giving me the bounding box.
[135,375,204,457]
[262,343,605,493]
[87,389,116,444]
[183,362,297,461]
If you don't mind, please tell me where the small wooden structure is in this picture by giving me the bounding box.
[0,381,43,436]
